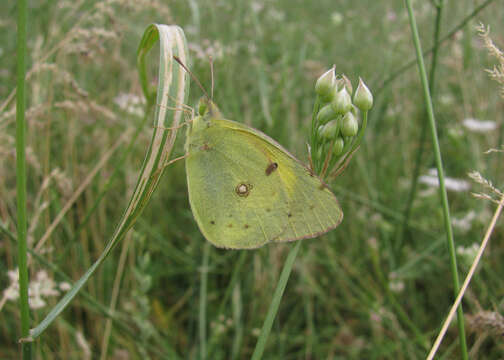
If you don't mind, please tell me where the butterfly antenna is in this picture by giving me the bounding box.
[173,55,210,100]
[209,55,214,100]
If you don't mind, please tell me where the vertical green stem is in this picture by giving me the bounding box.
[251,241,301,360]
[404,1,468,358]
[199,242,210,360]
[16,0,32,357]
[397,0,444,252]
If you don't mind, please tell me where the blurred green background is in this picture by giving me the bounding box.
[1,0,503,358]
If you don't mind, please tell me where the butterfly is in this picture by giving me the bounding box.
[184,99,343,249]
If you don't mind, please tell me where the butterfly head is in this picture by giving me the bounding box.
[197,97,222,120]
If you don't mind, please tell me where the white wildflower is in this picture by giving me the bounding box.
[34,270,59,297]
[331,12,343,26]
[251,2,264,13]
[268,9,285,22]
[419,168,471,192]
[389,280,405,293]
[113,93,145,117]
[457,243,479,266]
[59,282,72,291]
[462,118,498,133]
[3,269,20,301]
[439,93,455,106]
[388,272,404,293]
[188,39,227,62]
[28,295,46,309]
[452,210,476,232]
[3,268,66,310]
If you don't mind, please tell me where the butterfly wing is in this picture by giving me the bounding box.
[185,118,343,249]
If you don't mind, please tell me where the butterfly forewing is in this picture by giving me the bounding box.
[186,117,343,249]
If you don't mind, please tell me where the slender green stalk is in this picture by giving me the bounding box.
[199,242,210,360]
[397,0,444,252]
[404,1,468,358]
[251,241,301,360]
[16,0,32,357]
[309,96,322,173]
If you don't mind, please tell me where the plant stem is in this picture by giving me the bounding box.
[199,242,210,360]
[16,0,32,357]
[251,241,301,360]
[404,1,468,358]
[397,0,444,253]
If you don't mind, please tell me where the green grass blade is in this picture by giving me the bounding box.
[26,24,190,341]
[251,241,301,360]
[15,0,32,356]
[403,1,468,358]
[199,242,210,360]
[396,0,444,254]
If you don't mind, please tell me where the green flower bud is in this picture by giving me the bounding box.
[319,119,339,140]
[331,87,352,115]
[350,104,359,116]
[317,125,325,138]
[337,74,353,95]
[341,112,358,137]
[315,67,336,101]
[317,104,337,125]
[353,77,373,111]
[333,137,345,156]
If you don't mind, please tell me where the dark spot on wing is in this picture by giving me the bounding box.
[265,162,278,176]
[210,220,215,225]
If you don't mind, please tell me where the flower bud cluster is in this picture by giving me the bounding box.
[312,68,373,175]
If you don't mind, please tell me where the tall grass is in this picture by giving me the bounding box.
[404,0,468,357]
[2,1,504,358]
[15,0,31,357]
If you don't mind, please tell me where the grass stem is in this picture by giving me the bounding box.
[199,242,210,360]
[404,1,468,358]
[397,0,444,253]
[251,241,301,360]
[16,0,32,357]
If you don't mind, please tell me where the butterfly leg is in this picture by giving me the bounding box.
[150,153,189,180]
[153,120,192,131]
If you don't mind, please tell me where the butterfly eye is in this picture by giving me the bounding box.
[235,183,252,197]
